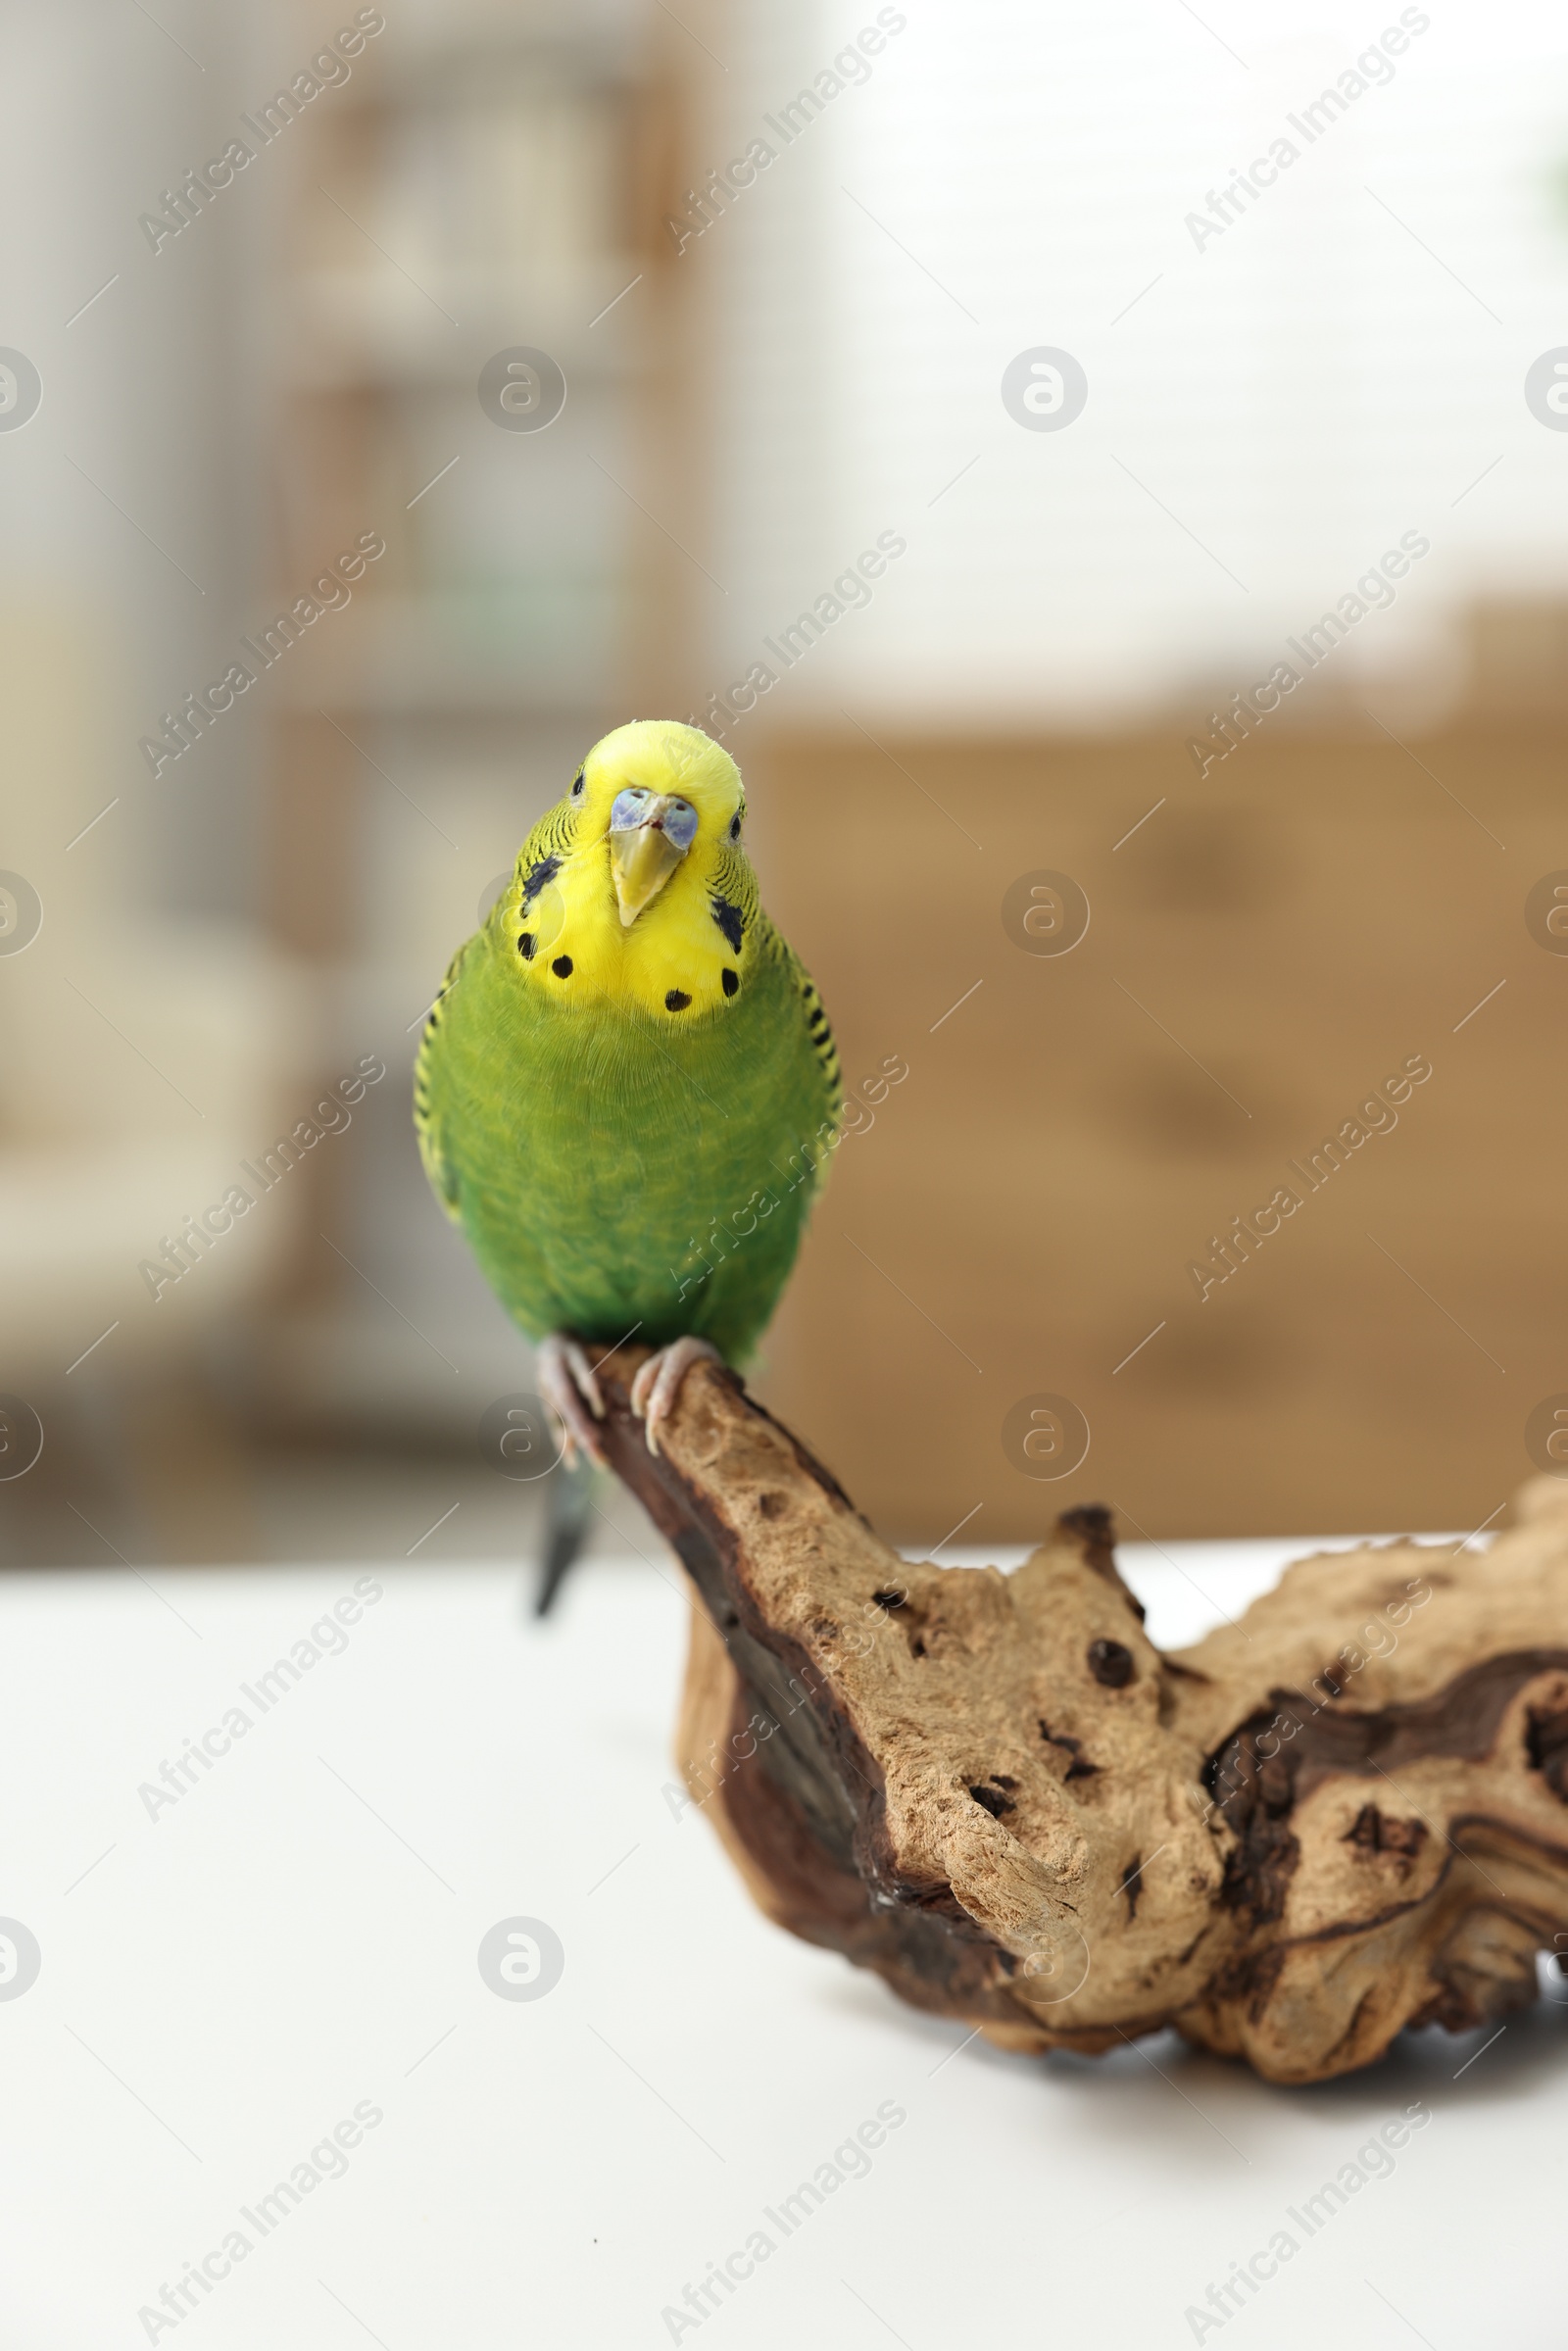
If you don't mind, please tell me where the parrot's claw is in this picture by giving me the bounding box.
[537,1333,608,1469]
[629,1338,722,1454]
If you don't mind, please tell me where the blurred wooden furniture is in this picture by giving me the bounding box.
[0,610,309,1564]
[751,669,1567,1541]
[253,0,695,1436]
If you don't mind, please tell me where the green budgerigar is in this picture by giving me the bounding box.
[415,718,843,1473]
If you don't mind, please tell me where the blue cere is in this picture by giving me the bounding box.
[611,788,699,850]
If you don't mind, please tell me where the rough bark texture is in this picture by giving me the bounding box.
[596,1345,1568,2083]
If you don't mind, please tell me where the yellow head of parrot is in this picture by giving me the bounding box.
[569,719,747,942]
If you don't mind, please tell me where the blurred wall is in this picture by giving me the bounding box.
[753,648,1568,1539]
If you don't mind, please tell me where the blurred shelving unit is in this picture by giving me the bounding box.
[251,0,707,1440]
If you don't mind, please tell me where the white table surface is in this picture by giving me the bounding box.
[1,1533,1559,2350]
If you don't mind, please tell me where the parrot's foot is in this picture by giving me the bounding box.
[629,1337,722,1454]
[537,1333,608,1468]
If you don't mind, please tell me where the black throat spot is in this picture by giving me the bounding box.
[710,895,745,955]
[521,854,562,910]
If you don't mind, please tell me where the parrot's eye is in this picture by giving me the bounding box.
[571,769,585,797]
[728,814,741,843]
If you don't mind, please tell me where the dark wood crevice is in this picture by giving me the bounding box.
[1205,1651,1568,1926]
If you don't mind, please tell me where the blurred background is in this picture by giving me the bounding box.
[3,0,1568,1574]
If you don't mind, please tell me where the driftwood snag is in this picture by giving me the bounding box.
[594,1345,1568,2084]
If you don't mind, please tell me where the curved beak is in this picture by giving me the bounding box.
[610,797,689,927]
